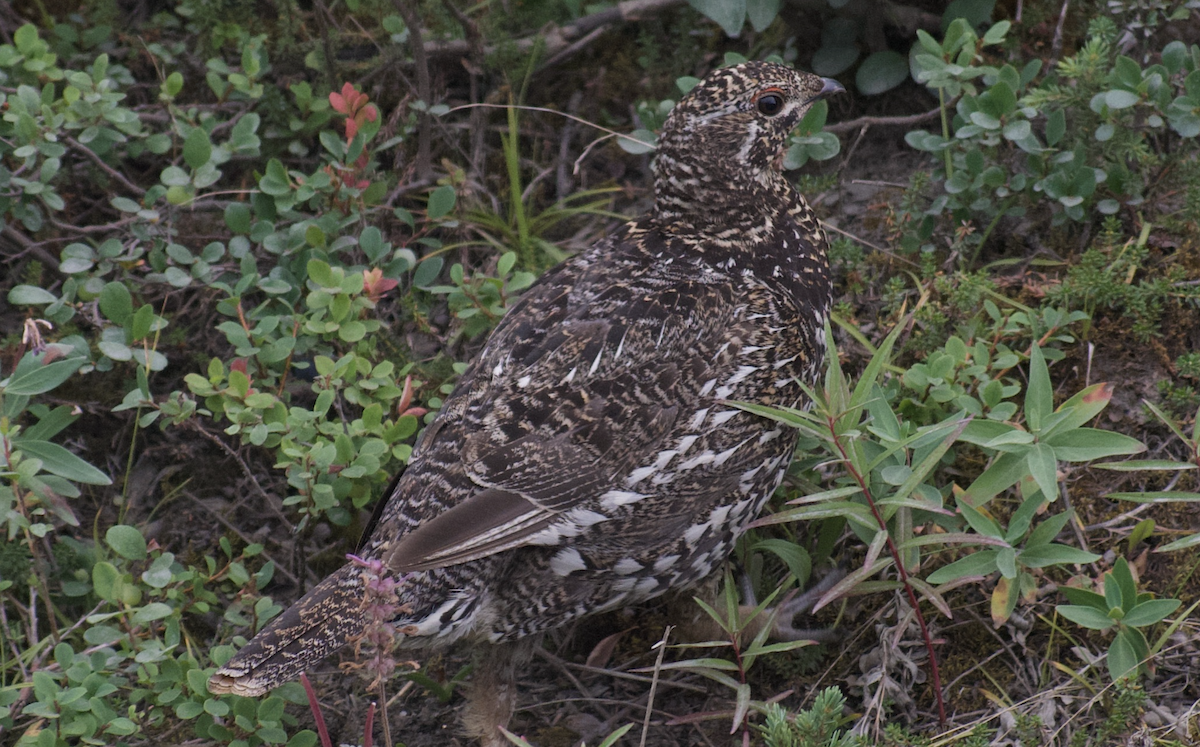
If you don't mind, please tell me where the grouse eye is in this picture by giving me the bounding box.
[756,90,785,116]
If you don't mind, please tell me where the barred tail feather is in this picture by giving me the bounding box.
[208,564,368,696]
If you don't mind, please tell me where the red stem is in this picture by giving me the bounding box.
[364,701,376,747]
[828,414,948,724]
[301,673,334,747]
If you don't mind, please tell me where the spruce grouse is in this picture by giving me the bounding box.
[210,60,841,739]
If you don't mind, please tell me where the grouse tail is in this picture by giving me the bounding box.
[208,564,368,696]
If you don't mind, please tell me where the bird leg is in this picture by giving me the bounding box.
[673,568,845,645]
[461,637,536,747]
[765,568,845,642]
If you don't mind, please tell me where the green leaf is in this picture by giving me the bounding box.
[618,129,657,155]
[286,731,319,747]
[2,354,85,395]
[1060,586,1107,611]
[1111,557,1137,611]
[306,259,336,288]
[962,451,1027,506]
[92,561,120,601]
[183,127,213,170]
[99,282,134,325]
[750,538,811,586]
[225,202,252,234]
[412,256,444,288]
[1122,599,1181,627]
[856,51,909,96]
[106,525,148,559]
[926,549,999,584]
[1056,604,1115,630]
[812,44,859,77]
[1094,460,1196,472]
[1158,532,1200,552]
[1025,344,1051,432]
[339,321,366,342]
[130,303,155,341]
[8,285,57,305]
[1026,509,1072,547]
[1108,627,1143,682]
[1105,89,1139,109]
[1026,443,1058,501]
[1046,108,1066,146]
[1045,428,1145,462]
[133,602,173,623]
[688,0,746,35]
[427,185,456,220]
[745,0,780,32]
[996,546,1017,578]
[1041,382,1113,438]
[982,19,1010,44]
[23,405,79,442]
[982,429,1035,449]
[15,440,111,484]
[1004,492,1043,544]
[1017,543,1099,568]
[1106,491,1200,503]
[595,724,636,747]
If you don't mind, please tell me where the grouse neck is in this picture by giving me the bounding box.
[649,153,799,233]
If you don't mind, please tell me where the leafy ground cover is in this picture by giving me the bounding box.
[2,0,1200,745]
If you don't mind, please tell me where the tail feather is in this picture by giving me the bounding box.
[208,564,368,696]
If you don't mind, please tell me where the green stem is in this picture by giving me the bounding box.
[969,196,1014,269]
[939,88,953,180]
[503,101,530,266]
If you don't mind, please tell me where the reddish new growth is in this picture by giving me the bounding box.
[329,82,379,145]
[345,554,417,690]
[362,268,398,303]
[395,374,428,420]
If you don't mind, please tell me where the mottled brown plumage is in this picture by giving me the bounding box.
[210,61,840,741]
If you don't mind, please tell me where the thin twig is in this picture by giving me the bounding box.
[820,221,921,269]
[638,625,672,747]
[415,0,685,62]
[1050,0,1071,63]
[64,135,146,196]
[391,0,432,180]
[825,106,941,134]
[438,0,487,180]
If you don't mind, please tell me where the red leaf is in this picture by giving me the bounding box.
[396,375,414,413]
[363,268,399,302]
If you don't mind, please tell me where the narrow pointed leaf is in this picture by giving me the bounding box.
[1158,532,1200,552]
[1025,344,1052,432]
[1094,460,1196,471]
[926,549,999,584]
[1041,382,1113,438]
[1026,443,1059,501]
[887,418,970,506]
[1122,599,1181,627]
[1017,543,1100,567]
[1108,628,1140,681]
[1056,604,1115,630]
[1108,491,1200,503]
[1045,428,1145,461]
[962,451,1027,505]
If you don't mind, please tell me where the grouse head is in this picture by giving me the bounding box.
[652,61,842,226]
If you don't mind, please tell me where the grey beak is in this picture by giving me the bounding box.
[818,78,845,98]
